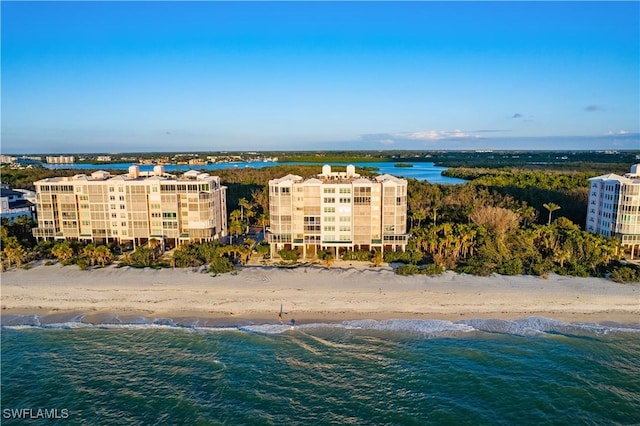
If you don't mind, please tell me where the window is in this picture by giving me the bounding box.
[323,197,335,203]
[339,188,351,194]
[324,207,335,213]
[324,226,335,231]
[339,198,351,203]
[323,188,335,194]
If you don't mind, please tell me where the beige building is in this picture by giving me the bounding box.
[46,155,75,164]
[586,164,640,258]
[268,165,408,259]
[32,166,227,249]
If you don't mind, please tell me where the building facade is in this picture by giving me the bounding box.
[32,166,227,248]
[586,164,640,258]
[1,186,36,222]
[46,156,75,164]
[268,165,408,258]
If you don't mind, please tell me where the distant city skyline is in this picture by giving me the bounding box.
[2,1,639,154]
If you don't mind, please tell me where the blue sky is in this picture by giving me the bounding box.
[2,1,639,154]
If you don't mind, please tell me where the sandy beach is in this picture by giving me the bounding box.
[1,261,639,326]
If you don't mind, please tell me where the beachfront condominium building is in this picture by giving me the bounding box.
[1,185,36,222]
[586,164,640,258]
[32,166,227,248]
[267,165,408,259]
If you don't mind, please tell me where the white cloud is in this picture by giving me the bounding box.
[392,130,472,141]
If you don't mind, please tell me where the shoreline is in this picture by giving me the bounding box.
[2,262,639,326]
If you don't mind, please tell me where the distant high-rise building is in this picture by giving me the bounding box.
[267,165,408,259]
[32,167,227,248]
[46,155,75,164]
[586,164,640,258]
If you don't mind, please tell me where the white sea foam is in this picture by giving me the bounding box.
[239,324,297,334]
[2,316,638,337]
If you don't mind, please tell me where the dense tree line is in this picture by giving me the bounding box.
[400,176,639,281]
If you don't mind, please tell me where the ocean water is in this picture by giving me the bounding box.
[2,318,639,425]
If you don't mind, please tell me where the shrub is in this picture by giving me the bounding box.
[278,248,300,262]
[396,264,420,276]
[609,266,640,283]
[76,258,89,270]
[256,243,270,256]
[384,250,423,264]
[395,263,443,276]
[209,256,235,274]
[497,257,523,275]
[421,263,444,275]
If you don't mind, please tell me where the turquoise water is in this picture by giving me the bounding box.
[2,318,639,425]
[44,161,466,184]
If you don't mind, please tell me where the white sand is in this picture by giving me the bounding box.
[1,261,639,324]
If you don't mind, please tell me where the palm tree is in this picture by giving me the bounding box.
[148,238,162,260]
[257,213,269,239]
[52,241,74,262]
[543,203,561,225]
[94,245,114,267]
[228,218,243,245]
[83,244,97,266]
[2,246,17,269]
[372,250,384,267]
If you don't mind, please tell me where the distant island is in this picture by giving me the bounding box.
[394,162,414,168]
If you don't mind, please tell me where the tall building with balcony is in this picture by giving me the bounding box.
[268,165,408,259]
[32,166,227,249]
[586,164,640,258]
